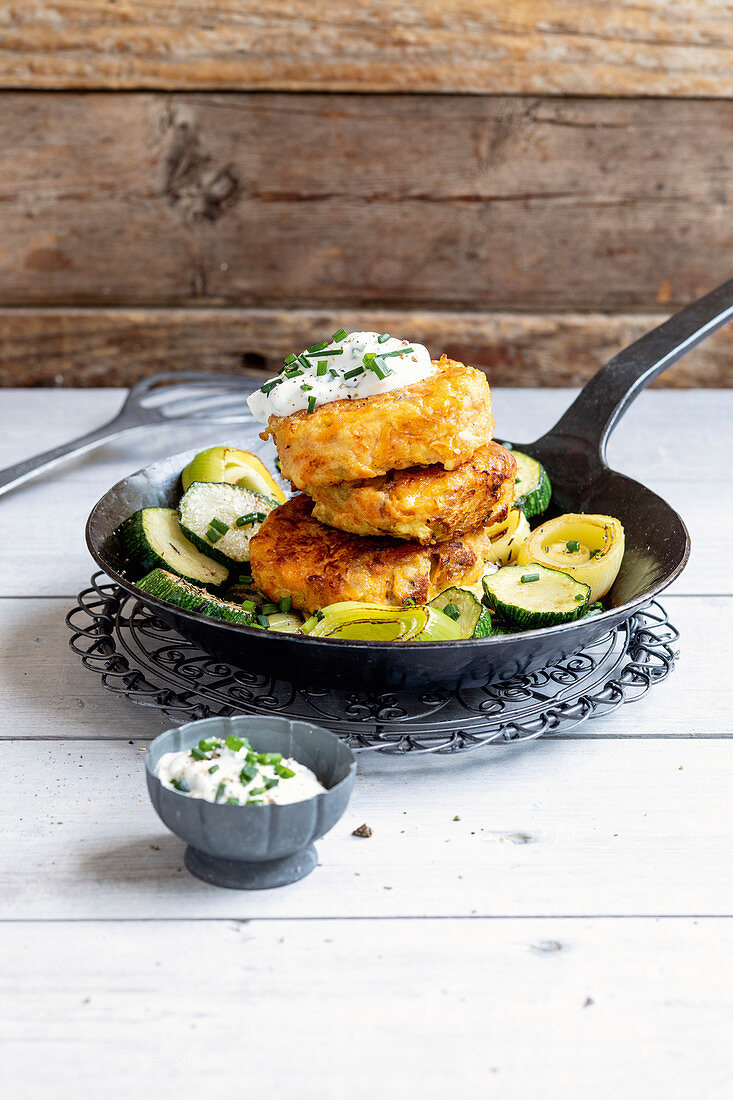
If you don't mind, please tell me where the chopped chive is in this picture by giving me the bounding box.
[190,746,207,761]
[442,602,461,621]
[589,548,602,559]
[304,347,342,357]
[206,526,224,543]
[316,360,328,376]
[566,540,580,553]
[300,383,313,391]
[381,346,414,358]
[264,777,280,790]
[198,737,220,752]
[240,763,258,784]
[240,599,256,612]
[284,366,303,378]
[237,573,253,584]
[226,797,240,805]
[344,365,365,380]
[235,511,267,527]
[377,332,390,343]
[279,596,292,613]
[364,353,390,380]
[520,572,540,583]
[284,353,297,365]
[329,368,339,378]
[258,752,283,766]
[307,340,330,353]
[297,354,311,370]
[332,327,348,342]
[307,395,317,413]
[574,593,586,601]
[274,763,296,779]
[274,457,282,474]
[208,764,220,774]
[246,799,263,806]
[260,378,281,395]
[257,614,270,629]
[262,603,279,614]
[209,517,229,535]
[515,476,521,484]
[215,782,226,802]
[315,609,325,622]
[225,734,247,752]
[170,777,191,793]
[248,787,266,797]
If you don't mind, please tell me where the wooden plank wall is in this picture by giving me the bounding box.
[1,2,732,387]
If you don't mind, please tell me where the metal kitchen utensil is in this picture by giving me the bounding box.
[84,277,733,692]
[0,371,255,499]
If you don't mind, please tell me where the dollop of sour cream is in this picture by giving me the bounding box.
[247,330,435,423]
[156,733,326,806]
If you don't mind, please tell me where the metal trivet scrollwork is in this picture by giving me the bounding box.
[67,572,679,755]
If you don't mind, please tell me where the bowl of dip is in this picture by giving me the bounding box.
[145,715,356,890]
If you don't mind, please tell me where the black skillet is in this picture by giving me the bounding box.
[86,279,733,692]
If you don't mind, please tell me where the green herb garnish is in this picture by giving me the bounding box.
[566,540,580,553]
[235,511,267,527]
[381,346,414,357]
[274,763,296,779]
[257,614,270,629]
[214,782,226,802]
[264,777,280,790]
[284,353,297,365]
[240,599,256,612]
[344,366,365,380]
[170,777,191,793]
[279,596,292,613]
[589,548,603,559]
[300,383,313,392]
[260,378,281,395]
[248,787,266,797]
[225,735,247,752]
[377,332,390,343]
[208,764,220,774]
[442,602,461,621]
[520,572,540,583]
[190,746,207,760]
[209,517,229,536]
[308,395,317,414]
[316,361,328,376]
[240,763,258,784]
[574,593,586,601]
[262,603,279,614]
[206,526,224,543]
[226,797,239,805]
[258,752,283,766]
[307,340,330,353]
[332,328,348,342]
[199,737,220,752]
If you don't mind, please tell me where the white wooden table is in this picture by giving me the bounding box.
[1,387,731,1100]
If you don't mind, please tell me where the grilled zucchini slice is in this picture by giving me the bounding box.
[482,564,590,628]
[135,568,261,626]
[429,587,483,639]
[511,451,551,518]
[178,481,276,566]
[118,508,229,587]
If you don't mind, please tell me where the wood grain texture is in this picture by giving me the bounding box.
[1,94,732,313]
[3,307,733,388]
[3,2,733,96]
[2,738,732,920]
[3,919,732,1100]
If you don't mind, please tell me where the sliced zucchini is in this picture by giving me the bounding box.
[472,607,495,638]
[181,446,287,503]
[429,587,483,640]
[517,513,624,603]
[512,451,552,518]
[135,568,261,626]
[482,564,590,628]
[178,481,276,566]
[118,508,229,587]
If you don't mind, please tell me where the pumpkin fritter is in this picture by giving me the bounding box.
[261,356,494,490]
[249,493,510,615]
[309,442,516,545]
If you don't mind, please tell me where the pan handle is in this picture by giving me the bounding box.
[535,276,733,464]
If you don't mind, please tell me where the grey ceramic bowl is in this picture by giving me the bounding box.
[145,715,356,890]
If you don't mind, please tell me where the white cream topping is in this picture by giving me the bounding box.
[247,330,435,422]
[156,735,326,806]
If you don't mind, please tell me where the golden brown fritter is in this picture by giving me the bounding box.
[309,442,516,545]
[249,493,510,615]
[261,356,494,490]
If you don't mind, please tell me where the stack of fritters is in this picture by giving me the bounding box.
[250,355,517,614]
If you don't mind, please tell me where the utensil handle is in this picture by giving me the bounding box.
[539,276,733,463]
[0,418,132,500]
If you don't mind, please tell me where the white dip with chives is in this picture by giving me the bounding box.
[247,330,435,422]
[156,732,326,806]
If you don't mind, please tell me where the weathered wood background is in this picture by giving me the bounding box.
[1,2,732,386]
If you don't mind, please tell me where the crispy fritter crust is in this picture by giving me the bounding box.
[261,356,494,490]
[249,493,509,614]
[309,442,516,545]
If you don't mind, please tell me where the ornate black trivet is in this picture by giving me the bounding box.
[67,572,679,755]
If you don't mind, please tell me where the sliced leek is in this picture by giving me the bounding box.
[300,602,462,642]
[482,508,531,566]
[516,513,624,603]
[181,446,287,503]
